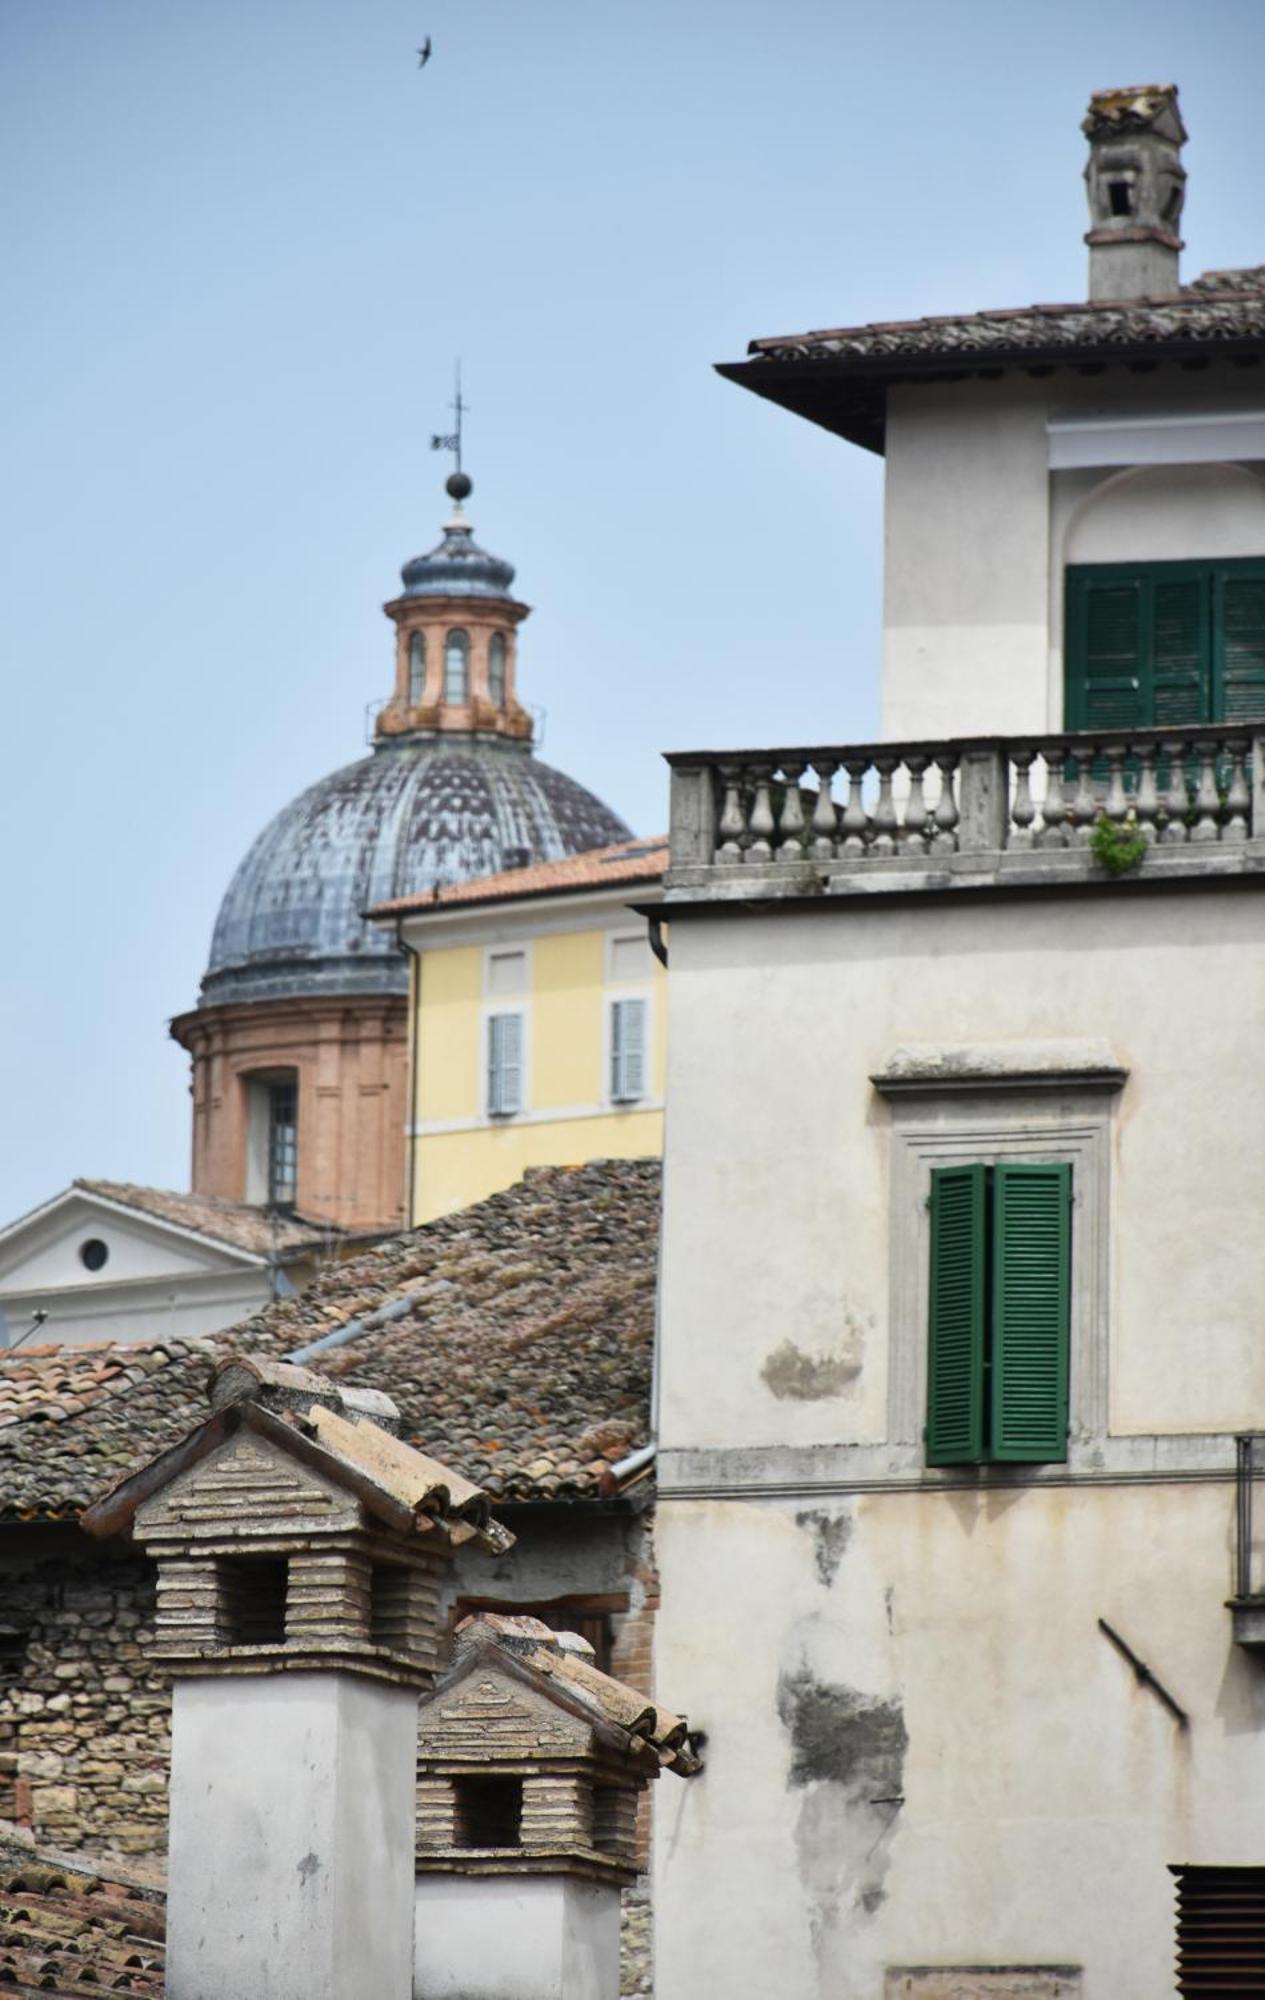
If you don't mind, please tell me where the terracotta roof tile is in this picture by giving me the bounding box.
[0,1838,165,1998]
[368,838,667,917]
[740,267,1265,367]
[0,1160,660,1519]
[71,1180,346,1258]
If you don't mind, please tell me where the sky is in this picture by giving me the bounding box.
[2,0,1263,1222]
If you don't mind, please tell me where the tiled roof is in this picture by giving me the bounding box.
[739,268,1265,367]
[0,1160,660,1520]
[719,268,1265,451]
[368,837,668,918]
[71,1180,341,1259]
[0,1839,165,1997]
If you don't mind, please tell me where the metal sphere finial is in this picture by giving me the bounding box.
[446,470,473,503]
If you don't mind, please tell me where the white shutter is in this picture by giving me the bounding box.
[611,999,646,1102]
[489,1012,523,1117]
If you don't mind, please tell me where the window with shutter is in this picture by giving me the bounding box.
[1065,559,1265,731]
[487,1012,523,1118]
[610,998,647,1103]
[926,1162,1072,1467]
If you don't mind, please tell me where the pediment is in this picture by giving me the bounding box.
[419,1661,591,1758]
[135,1432,359,1539]
[0,1189,256,1293]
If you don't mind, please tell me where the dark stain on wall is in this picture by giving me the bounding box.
[761,1340,860,1402]
[795,1509,852,1587]
[777,1665,908,1795]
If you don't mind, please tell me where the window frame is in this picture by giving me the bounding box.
[444,627,470,705]
[407,630,426,706]
[485,1009,525,1119]
[608,994,649,1106]
[881,1083,1117,1462]
[488,631,507,707]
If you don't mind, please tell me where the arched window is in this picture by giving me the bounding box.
[488,632,507,707]
[444,629,470,704]
[408,631,426,705]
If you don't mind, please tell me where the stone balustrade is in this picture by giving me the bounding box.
[665,726,1265,896]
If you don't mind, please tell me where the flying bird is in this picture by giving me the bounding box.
[417,37,432,67]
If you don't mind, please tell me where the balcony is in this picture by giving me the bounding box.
[665,725,1265,903]
[1230,1433,1265,1648]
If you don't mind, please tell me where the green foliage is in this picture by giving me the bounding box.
[1090,813,1148,876]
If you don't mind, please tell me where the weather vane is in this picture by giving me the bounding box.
[430,366,467,479]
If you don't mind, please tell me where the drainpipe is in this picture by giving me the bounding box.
[397,923,422,1230]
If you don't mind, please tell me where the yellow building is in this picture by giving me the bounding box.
[370,838,667,1223]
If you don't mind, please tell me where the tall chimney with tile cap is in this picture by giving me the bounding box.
[1084,83,1186,301]
[82,1355,513,2000]
[413,1614,700,2000]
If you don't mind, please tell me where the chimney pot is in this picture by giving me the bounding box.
[1083,83,1186,301]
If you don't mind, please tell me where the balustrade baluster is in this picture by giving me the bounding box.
[810,760,838,860]
[841,758,870,854]
[871,756,899,856]
[1190,738,1222,844]
[902,753,931,853]
[1103,742,1128,824]
[1224,737,1250,843]
[1160,740,1189,844]
[777,763,806,859]
[716,765,745,863]
[745,768,775,863]
[1071,745,1098,846]
[931,755,960,853]
[1008,749,1036,850]
[1134,740,1159,844]
[1038,747,1069,847]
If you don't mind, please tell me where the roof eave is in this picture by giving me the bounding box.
[717,331,1265,453]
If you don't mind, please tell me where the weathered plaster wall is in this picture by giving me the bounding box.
[654,883,1265,1997]
[415,1873,621,2000]
[658,889,1265,1449]
[655,1482,1261,2000]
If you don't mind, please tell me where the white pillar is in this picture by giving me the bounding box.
[413,1875,622,2000]
[167,1672,417,2000]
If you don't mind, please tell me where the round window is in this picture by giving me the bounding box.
[79,1238,109,1272]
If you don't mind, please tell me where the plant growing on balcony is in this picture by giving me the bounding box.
[1090,811,1148,876]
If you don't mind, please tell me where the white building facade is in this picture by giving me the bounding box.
[656,87,1265,1999]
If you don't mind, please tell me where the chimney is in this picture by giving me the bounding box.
[1083,83,1186,301]
[82,1355,513,2000]
[413,1614,700,2000]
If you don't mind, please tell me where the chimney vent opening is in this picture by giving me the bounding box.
[1108,179,1134,217]
[453,1775,523,1848]
[217,1555,289,1646]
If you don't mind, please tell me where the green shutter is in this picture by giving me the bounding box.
[1065,571,1147,731]
[1215,564,1265,722]
[1151,574,1209,726]
[990,1163,1071,1464]
[926,1165,987,1466]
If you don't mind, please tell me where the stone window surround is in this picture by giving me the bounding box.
[877,1048,1126,1459]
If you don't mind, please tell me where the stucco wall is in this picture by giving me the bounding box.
[655,1482,1258,2000]
[654,880,1265,1998]
[658,887,1265,1449]
[881,365,1265,742]
[411,916,666,1224]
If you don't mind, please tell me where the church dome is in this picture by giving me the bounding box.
[195,471,631,1011]
[200,736,631,1008]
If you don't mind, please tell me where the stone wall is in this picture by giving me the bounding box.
[0,1527,169,1861]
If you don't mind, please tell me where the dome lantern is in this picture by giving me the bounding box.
[380,474,532,746]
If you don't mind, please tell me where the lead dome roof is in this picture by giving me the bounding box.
[200,737,631,1008]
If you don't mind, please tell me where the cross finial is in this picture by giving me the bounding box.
[430,363,467,477]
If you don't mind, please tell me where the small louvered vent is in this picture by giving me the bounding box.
[1171,1864,1265,1994]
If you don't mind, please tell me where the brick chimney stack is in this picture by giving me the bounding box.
[1083,83,1187,301]
[83,1355,513,2000]
[413,1614,699,2000]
